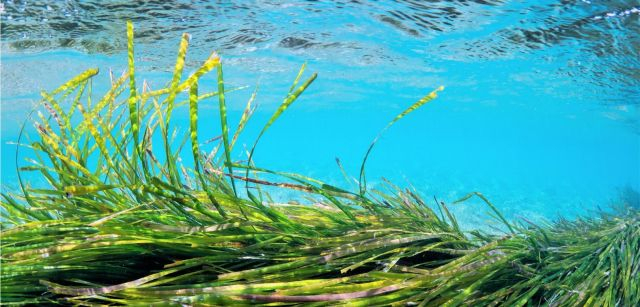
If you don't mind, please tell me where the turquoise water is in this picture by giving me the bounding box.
[1,1,639,227]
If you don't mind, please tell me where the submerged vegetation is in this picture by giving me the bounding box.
[1,22,639,306]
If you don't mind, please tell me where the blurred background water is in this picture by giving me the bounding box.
[1,0,639,228]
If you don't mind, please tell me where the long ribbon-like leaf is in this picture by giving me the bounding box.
[189,82,227,219]
[217,63,237,196]
[359,86,444,196]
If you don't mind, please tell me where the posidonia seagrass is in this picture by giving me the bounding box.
[1,22,638,306]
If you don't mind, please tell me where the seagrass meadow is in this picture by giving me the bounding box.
[1,22,639,306]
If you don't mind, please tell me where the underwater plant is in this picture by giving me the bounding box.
[1,22,638,306]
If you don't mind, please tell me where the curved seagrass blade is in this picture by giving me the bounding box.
[359,86,444,197]
[243,64,317,205]
[188,82,227,219]
[216,63,237,196]
[162,32,190,185]
[453,191,515,234]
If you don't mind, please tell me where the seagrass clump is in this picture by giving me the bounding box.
[1,22,638,306]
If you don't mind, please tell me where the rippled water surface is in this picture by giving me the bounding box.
[1,0,639,226]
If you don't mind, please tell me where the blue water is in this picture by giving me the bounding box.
[1,1,639,227]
